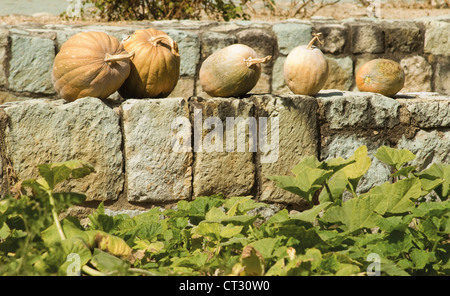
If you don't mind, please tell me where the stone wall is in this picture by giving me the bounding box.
[0,17,449,215]
[0,15,449,104]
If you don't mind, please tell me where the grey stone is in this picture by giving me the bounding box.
[397,96,450,128]
[272,23,312,55]
[350,24,384,54]
[121,97,193,202]
[8,34,55,94]
[169,76,195,98]
[0,29,8,88]
[271,56,290,94]
[400,55,432,93]
[424,20,450,56]
[317,91,400,129]
[200,31,237,60]
[323,56,353,91]
[385,22,422,53]
[1,97,124,201]
[433,56,450,95]
[397,129,450,171]
[166,29,200,77]
[313,24,347,54]
[321,134,391,193]
[190,97,256,198]
[253,94,319,206]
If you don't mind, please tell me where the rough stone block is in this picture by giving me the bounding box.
[236,28,276,74]
[433,56,450,95]
[323,56,353,91]
[200,31,237,60]
[8,34,55,94]
[350,24,384,54]
[271,56,290,94]
[190,97,256,197]
[169,76,195,98]
[165,29,200,77]
[0,29,8,88]
[397,95,450,128]
[121,97,193,202]
[400,55,432,93]
[321,134,390,193]
[313,23,347,54]
[397,129,450,171]
[317,91,400,130]
[424,20,450,56]
[1,98,124,201]
[253,95,319,206]
[385,22,422,53]
[272,23,312,55]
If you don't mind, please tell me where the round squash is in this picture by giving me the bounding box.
[356,59,405,97]
[284,33,329,95]
[119,28,180,98]
[52,31,134,102]
[199,44,271,97]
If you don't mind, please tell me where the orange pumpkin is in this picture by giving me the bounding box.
[52,31,133,102]
[284,33,329,96]
[356,59,405,97]
[199,44,271,97]
[119,28,180,98]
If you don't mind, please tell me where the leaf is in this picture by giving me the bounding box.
[418,163,450,198]
[375,146,416,171]
[240,245,265,276]
[368,178,422,214]
[94,231,132,257]
[219,224,243,238]
[205,207,227,221]
[319,170,348,203]
[249,237,281,259]
[290,202,332,223]
[90,249,130,274]
[342,145,372,181]
[391,166,417,178]
[322,195,383,232]
[410,249,436,270]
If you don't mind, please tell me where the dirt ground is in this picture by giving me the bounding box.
[0,2,449,25]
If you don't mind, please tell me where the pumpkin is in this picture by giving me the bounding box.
[284,33,329,95]
[199,44,271,97]
[119,28,180,98]
[356,59,405,97]
[52,31,134,102]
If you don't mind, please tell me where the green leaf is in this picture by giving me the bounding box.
[368,178,422,214]
[418,163,450,198]
[375,146,416,171]
[319,170,348,203]
[205,207,227,221]
[90,249,130,274]
[240,245,265,276]
[341,145,372,181]
[290,202,333,223]
[250,237,281,259]
[391,166,417,178]
[220,224,243,238]
[322,195,383,232]
[410,249,436,270]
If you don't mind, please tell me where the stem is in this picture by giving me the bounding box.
[129,268,158,276]
[307,33,324,49]
[104,51,135,63]
[244,55,272,67]
[47,190,66,241]
[149,35,179,56]
[82,265,105,276]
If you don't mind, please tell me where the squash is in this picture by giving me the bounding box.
[52,31,134,102]
[119,28,180,98]
[284,33,329,95]
[356,59,405,97]
[199,44,271,97]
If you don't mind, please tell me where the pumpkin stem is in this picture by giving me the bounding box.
[149,35,180,56]
[307,33,324,50]
[104,51,135,63]
[245,55,272,67]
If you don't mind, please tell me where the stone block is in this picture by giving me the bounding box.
[165,29,200,77]
[252,94,319,206]
[385,22,422,53]
[271,56,290,94]
[350,24,384,54]
[400,55,432,93]
[0,29,8,88]
[317,91,400,130]
[313,23,347,54]
[190,97,256,197]
[1,98,124,201]
[169,76,195,98]
[433,56,450,95]
[424,20,450,56]
[323,56,353,91]
[8,34,55,94]
[200,31,237,60]
[397,95,450,128]
[397,129,450,171]
[121,97,193,202]
[272,23,312,55]
[321,134,391,193]
[236,28,276,74]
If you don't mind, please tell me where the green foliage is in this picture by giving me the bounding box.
[0,146,449,276]
[77,0,250,21]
